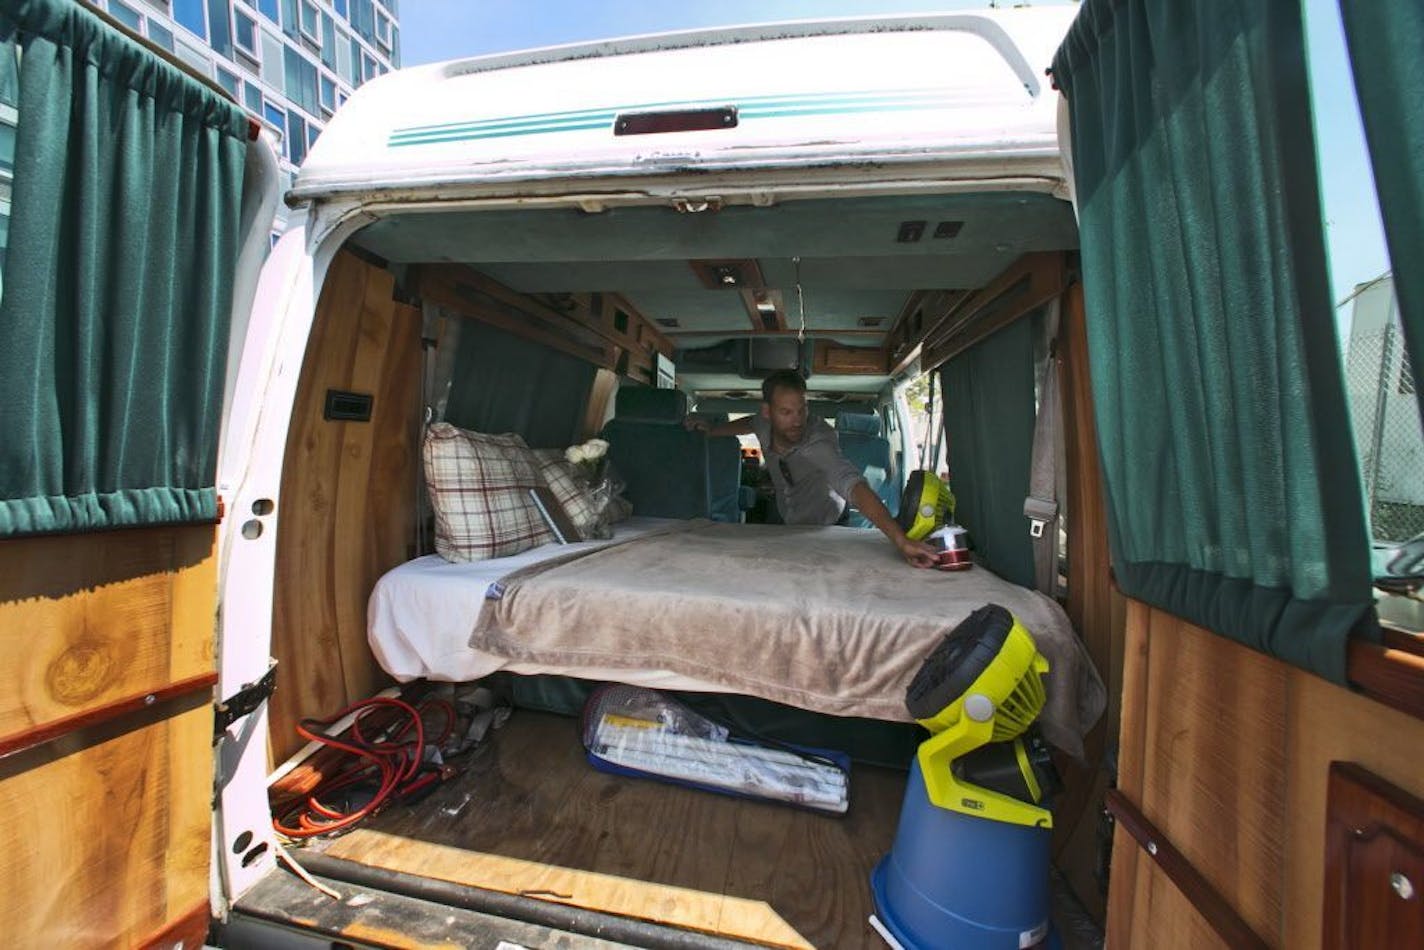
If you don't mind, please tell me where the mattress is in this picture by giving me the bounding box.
[368,517,705,688]
[371,519,1105,758]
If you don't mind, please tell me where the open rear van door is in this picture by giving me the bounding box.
[0,2,279,945]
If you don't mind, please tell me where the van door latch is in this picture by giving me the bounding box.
[214,661,278,736]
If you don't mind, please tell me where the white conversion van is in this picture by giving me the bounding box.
[3,2,1422,949]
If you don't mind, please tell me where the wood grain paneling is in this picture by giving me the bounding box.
[0,703,213,948]
[1321,763,1424,949]
[1051,282,1127,923]
[323,711,904,949]
[0,526,215,741]
[269,251,422,764]
[1109,604,1424,948]
[1283,662,1424,947]
[0,525,216,946]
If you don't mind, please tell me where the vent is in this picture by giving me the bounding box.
[858,317,885,328]
[324,390,372,422]
[656,318,680,328]
[933,220,965,239]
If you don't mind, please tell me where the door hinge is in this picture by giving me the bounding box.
[214,661,277,736]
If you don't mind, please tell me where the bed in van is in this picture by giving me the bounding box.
[2,2,1422,948]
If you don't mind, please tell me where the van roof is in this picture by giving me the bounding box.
[292,8,1077,205]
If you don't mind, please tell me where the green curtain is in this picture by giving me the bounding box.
[1338,0,1424,424]
[940,318,1037,589]
[1051,0,1376,682]
[444,320,596,449]
[0,0,249,536]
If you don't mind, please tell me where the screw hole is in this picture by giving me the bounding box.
[241,841,270,868]
[232,830,253,854]
[240,519,263,540]
[251,498,275,516]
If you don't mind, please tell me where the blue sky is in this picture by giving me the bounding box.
[398,0,1389,319]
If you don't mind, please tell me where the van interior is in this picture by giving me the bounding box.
[241,187,1106,948]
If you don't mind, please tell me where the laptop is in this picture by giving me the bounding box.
[528,486,583,544]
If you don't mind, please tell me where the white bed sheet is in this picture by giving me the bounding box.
[368,517,709,688]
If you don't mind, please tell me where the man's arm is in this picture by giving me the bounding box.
[684,415,756,438]
[851,482,939,568]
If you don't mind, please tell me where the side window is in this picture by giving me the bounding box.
[1307,6,1424,551]
[0,38,18,285]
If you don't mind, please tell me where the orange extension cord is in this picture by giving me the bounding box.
[272,696,456,839]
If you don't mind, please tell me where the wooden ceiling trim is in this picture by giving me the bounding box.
[920,252,1068,372]
[812,341,890,376]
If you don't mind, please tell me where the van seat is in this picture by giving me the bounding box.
[835,411,900,528]
[699,412,745,523]
[601,388,713,519]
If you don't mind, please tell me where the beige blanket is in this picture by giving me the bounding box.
[471,521,1105,758]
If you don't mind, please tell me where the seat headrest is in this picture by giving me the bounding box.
[836,411,883,436]
[615,386,688,423]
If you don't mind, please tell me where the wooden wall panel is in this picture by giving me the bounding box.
[0,526,215,740]
[269,251,422,763]
[1109,604,1424,948]
[1050,282,1127,922]
[0,526,216,946]
[1283,664,1424,947]
[0,704,213,948]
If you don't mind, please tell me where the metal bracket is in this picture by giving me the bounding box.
[214,662,277,736]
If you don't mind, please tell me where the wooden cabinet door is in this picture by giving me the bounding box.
[1324,762,1424,949]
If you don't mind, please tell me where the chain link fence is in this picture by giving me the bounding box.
[1343,279,1424,543]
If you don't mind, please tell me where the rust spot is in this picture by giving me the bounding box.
[47,639,118,705]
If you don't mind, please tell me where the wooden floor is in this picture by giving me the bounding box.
[319,711,909,948]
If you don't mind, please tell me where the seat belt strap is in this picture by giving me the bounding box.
[1025,299,1063,596]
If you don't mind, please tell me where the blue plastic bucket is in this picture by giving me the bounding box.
[871,758,1052,949]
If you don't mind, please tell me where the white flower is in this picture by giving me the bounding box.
[565,444,589,464]
[584,438,609,460]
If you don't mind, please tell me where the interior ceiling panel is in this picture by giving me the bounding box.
[623,288,908,333]
[353,193,1078,265]
[361,191,1079,361]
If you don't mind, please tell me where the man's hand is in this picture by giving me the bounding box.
[849,482,941,568]
[898,536,940,569]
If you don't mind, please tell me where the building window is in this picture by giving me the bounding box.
[243,82,264,115]
[382,0,397,17]
[234,8,258,55]
[319,73,336,113]
[205,0,232,56]
[280,0,299,40]
[300,1,320,42]
[147,19,174,52]
[173,0,206,41]
[215,65,241,98]
[256,0,279,24]
[174,37,212,76]
[287,111,307,164]
[261,30,285,90]
[390,25,399,68]
[307,121,321,150]
[109,0,145,32]
[1401,352,1417,397]
[334,0,349,20]
[320,12,337,69]
[336,29,354,84]
[284,46,319,115]
[375,10,390,50]
[361,51,375,83]
[263,100,285,131]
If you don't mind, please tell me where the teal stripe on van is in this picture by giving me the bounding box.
[387,88,964,148]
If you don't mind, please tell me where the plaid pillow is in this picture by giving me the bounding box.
[533,450,604,537]
[424,423,553,562]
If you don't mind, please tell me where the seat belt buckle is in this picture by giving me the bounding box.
[1024,497,1058,539]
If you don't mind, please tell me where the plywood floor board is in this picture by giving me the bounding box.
[320,711,907,948]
